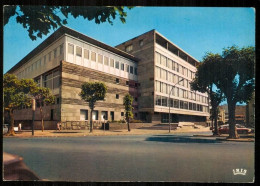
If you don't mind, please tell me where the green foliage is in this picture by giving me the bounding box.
[123,94,134,119]
[79,81,107,132]
[33,87,55,106]
[4,6,133,40]
[79,82,107,109]
[4,74,33,110]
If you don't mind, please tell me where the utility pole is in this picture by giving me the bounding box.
[32,98,35,136]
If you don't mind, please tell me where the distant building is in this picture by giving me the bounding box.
[219,104,246,124]
[218,107,225,125]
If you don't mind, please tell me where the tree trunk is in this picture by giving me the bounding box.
[228,102,239,139]
[90,109,93,133]
[6,109,15,136]
[127,115,131,132]
[213,108,219,136]
[40,107,44,132]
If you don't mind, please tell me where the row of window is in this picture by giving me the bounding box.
[155,95,209,112]
[155,81,208,104]
[34,69,60,90]
[68,43,137,75]
[155,67,190,89]
[155,52,196,79]
[17,44,64,79]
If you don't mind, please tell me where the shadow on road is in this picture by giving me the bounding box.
[145,135,223,144]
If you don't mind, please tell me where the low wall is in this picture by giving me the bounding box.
[108,123,157,130]
[14,120,57,130]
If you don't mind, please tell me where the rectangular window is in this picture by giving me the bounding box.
[126,64,129,72]
[180,101,184,109]
[169,98,174,107]
[134,68,137,75]
[184,101,188,109]
[60,44,63,55]
[121,112,124,116]
[48,52,51,61]
[139,40,143,46]
[174,100,179,108]
[91,51,96,61]
[98,54,103,64]
[125,44,133,52]
[161,69,167,80]
[155,67,160,78]
[110,59,114,67]
[121,63,124,71]
[167,59,172,69]
[179,89,183,98]
[126,81,129,86]
[193,103,196,111]
[80,110,88,120]
[84,49,89,59]
[161,55,167,66]
[179,65,183,75]
[189,102,193,110]
[76,46,82,57]
[116,94,119,99]
[130,66,134,74]
[116,78,119,84]
[54,48,57,58]
[155,95,161,105]
[156,52,161,65]
[174,87,179,97]
[115,61,120,69]
[68,44,74,54]
[43,55,46,65]
[104,56,109,65]
[44,73,52,89]
[162,96,167,106]
[155,81,160,92]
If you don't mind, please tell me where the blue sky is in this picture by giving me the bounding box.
[4,7,255,104]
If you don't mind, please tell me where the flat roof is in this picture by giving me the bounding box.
[7,26,139,74]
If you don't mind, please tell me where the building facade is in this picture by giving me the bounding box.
[116,30,210,125]
[7,27,210,129]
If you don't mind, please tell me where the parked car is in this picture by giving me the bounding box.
[212,124,252,134]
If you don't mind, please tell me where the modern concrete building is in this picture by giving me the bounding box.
[116,30,210,125]
[7,26,210,129]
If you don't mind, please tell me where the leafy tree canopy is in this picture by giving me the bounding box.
[4,6,133,40]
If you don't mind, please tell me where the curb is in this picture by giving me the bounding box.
[216,138,254,142]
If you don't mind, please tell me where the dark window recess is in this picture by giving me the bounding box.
[150,77,154,81]
[134,113,138,117]
[126,81,129,85]
[135,97,138,101]
[135,83,140,87]
[130,66,134,74]
[56,97,60,104]
[50,109,54,120]
[116,94,119,99]
[151,92,154,95]
[121,112,124,116]
[116,78,119,84]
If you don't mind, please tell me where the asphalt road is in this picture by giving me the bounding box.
[3,132,254,182]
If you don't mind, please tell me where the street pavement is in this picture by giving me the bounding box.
[3,132,254,182]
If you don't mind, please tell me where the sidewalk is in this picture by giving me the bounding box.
[4,127,211,138]
[193,133,255,142]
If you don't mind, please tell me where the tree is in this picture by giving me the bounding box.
[123,94,134,132]
[190,53,225,136]
[32,87,55,132]
[4,74,37,136]
[79,82,107,133]
[4,6,133,40]
[215,46,255,139]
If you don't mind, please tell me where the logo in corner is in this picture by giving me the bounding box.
[233,168,247,176]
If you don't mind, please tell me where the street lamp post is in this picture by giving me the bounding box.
[32,98,35,136]
[169,78,184,133]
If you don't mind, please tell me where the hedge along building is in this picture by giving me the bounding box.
[7,26,139,129]
[115,30,210,125]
